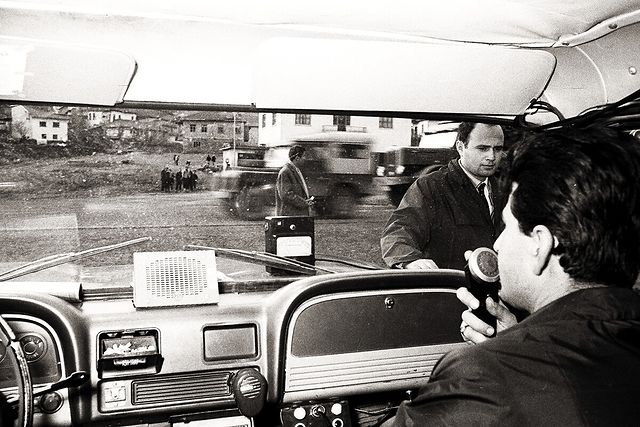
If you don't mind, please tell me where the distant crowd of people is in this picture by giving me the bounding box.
[160,164,198,192]
[160,154,220,192]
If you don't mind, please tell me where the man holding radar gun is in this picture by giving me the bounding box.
[388,127,640,425]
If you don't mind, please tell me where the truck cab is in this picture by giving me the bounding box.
[376,122,458,205]
[213,132,375,219]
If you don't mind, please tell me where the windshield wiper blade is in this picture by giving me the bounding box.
[0,237,152,282]
[185,245,336,275]
[315,254,381,270]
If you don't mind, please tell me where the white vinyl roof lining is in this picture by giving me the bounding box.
[3,0,640,46]
[1,0,639,118]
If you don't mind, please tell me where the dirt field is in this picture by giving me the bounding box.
[0,151,217,198]
[0,151,393,273]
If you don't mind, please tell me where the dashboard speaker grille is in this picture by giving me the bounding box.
[133,250,219,307]
[132,371,233,406]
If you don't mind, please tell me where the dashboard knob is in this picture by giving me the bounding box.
[331,402,343,415]
[230,368,267,418]
[40,392,63,413]
[19,334,46,362]
[293,406,307,420]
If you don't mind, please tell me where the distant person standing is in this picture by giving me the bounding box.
[182,166,191,191]
[160,166,170,191]
[173,154,180,166]
[276,145,315,216]
[191,170,198,191]
[175,169,183,191]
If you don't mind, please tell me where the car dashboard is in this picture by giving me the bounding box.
[0,269,467,427]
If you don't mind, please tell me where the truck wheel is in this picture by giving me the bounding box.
[327,185,357,218]
[224,197,240,218]
[234,186,273,220]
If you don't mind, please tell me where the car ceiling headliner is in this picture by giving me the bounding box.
[1,0,639,125]
[3,0,640,46]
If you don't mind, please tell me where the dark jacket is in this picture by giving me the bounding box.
[392,287,640,426]
[381,159,505,270]
[276,162,310,216]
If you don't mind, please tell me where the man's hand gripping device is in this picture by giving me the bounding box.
[464,247,500,337]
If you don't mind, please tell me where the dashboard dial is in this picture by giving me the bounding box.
[19,333,47,362]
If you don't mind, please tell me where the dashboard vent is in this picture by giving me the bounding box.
[132,371,233,406]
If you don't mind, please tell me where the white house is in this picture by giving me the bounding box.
[258,113,412,153]
[11,105,69,144]
[86,109,137,127]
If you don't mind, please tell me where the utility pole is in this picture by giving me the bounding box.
[233,112,237,167]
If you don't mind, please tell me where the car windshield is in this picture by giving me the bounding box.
[2,107,639,292]
[0,108,425,291]
[1,1,640,296]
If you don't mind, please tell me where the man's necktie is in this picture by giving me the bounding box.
[477,182,491,218]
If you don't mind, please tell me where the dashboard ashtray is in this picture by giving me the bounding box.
[97,329,163,378]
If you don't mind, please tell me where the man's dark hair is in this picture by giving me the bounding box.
[455,122,505,147]
[507,127,640,287]
[456,122,477,147]
[289,145,305,160]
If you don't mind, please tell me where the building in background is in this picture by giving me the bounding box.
[258,113,412,152]
[11,105,69,144]
[99,116,179,144]
[86,109,137,127]
[178,111,259,155]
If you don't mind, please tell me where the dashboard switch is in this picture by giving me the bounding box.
[102,381,127,407]
[310,404,326,417]
[281,401,352,427]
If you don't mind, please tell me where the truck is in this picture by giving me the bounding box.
[375,122,459,205]
[212,132,375,220]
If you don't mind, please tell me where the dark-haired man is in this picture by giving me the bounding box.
[275,145,315,216]
[381,122,505,270]
[390,127,640,425]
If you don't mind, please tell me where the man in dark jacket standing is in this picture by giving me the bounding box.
[276,145,315,216]
[388,127,640,426]
[381,122,505,270]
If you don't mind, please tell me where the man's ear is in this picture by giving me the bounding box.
[530,225,555,275]
[455,140,464,156]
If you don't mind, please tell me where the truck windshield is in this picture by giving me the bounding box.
[263,147,291,168]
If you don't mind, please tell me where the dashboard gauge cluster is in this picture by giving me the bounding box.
[0,317,62,389]
[20,333,47,362]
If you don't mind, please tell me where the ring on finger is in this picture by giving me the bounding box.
[459,323,469,335]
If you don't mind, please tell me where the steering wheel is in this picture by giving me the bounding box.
[0,315,33,427]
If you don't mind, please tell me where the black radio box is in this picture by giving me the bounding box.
[264,216,315,275]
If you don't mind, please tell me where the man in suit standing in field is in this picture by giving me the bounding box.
[276,145,315,216]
